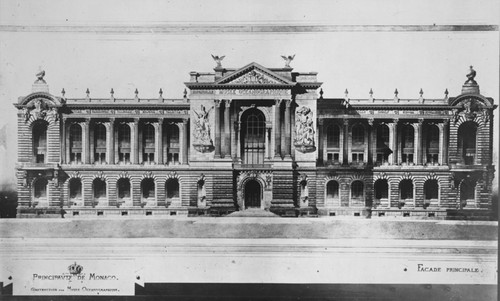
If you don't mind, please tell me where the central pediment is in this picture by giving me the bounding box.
[215,62,295,86]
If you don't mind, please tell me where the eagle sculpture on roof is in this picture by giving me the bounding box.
[281,54,295,67]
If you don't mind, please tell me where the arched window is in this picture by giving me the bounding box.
[32,121,48,163]
[69,178,82,200]
[426,124,439,164]
[424,179,439,200]
[376,124,390,164]
[399,179,413,200]
[351,181,364,199]
[141,178,155,200]
[241,109,265,165]
[326,180,339,200]
[34,178,48,199]
[118,124,131,164]
[142,123,155,164]
[94,123,107,164]
[374,179,389,200]
[401,124,414,164]
[93,178,107,199]
[166,179,179,200]
[458,122,477,165]
[165,124,179,164]
[326,125,340,163]
[69,124,83,164]
[351,124,365,163]
[117,178,131,199]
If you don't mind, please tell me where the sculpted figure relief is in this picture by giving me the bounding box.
[193,105,214,149]
[294,106,316,152]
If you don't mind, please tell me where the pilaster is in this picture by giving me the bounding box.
[342,119,349,165]
[223,99,231,158]
[284,99,292,158]
[182,119,189,164]
[108,118,115,164]
[214,99,221,158]
[156,119,163,164]
[274,99,282,159]
[131,118,139,164]
[83,118,90,164]
[414,119,423,165]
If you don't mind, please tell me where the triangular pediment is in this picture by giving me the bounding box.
[216,62,294,85]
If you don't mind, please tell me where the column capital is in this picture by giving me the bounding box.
[158,118,164,125]
[182,118,188,125]
[225,99,232,106]
[318,119,324,126]
[109,117,115,123]
[443,118,450,126]
[214,99,221,107]
[84,117,91,124]
[367,118,374,127]
[274,99,282,105]
[343,119,349,126]
[133,117,140,124]
[418,118,424,125]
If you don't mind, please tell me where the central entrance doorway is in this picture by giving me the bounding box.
[244,180,261,208]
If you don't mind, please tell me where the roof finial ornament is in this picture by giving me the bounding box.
[61,88,66,98]
[281,54,295,68]
[211,55,225,68]
[159,88,163,96]
[419,88,424,97]
[183,88,188,99]
[344,89,349,98]
[369,88,374,102]
[35,69,46,84]
[465,65,477,85]
[319,88,324,99]
[444,88,449,99]
[85,88,90,99]
[110,88,115,101]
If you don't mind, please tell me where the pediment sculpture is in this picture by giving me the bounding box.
[452,98,489,124]
[294,106,316,153]
[230,69,279,84]
[24,98,49,122]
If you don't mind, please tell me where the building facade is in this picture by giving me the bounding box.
[14,61,496,219]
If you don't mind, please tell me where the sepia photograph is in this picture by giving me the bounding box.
[0,0,498,300]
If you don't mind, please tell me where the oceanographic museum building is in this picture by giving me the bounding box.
[13,58,496,219]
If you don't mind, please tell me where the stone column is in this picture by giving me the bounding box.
[83,119,90,164]
[284,99,292,158]
[235,120,241,162]
[214,100,221,158]
[266,125,272,159]
[105,119,113,164]
[108,118,115,164]
[223,99,231,158]
[131,118,139,164]
[414,119,423,165]
[388,120,397,165]
[182,119,189,164]
[372,121,378,164]
[438,120,448,165]
[63,118,68,164]
[342,119,349,165]
[317,119,324,164]
[367,119,374,165]
[156,119,163,164]
[274,99,282,159]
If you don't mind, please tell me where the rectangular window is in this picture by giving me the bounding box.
[352,153,364,163]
